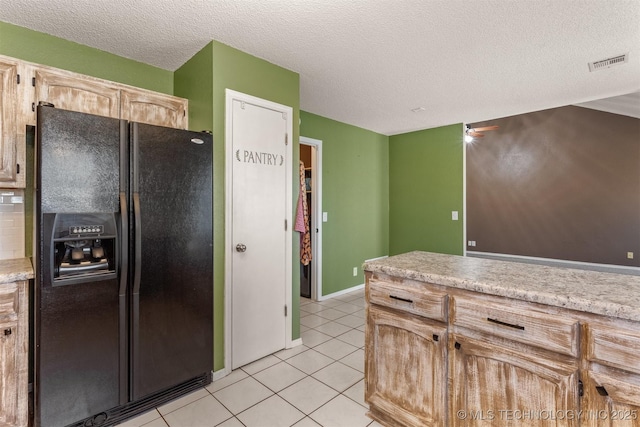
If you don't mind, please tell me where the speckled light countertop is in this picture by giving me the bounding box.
[363,251,640,322]
[0,258,34,284]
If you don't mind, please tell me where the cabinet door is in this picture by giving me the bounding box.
[0,281,27,427]
[0,320,19,426]
[366,304,447,427]
[0,60,18,183]
[120,88,187,129]
[35,68,120,118]
[450,334,580,427]
[583,364,640,427]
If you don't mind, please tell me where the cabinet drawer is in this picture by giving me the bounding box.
[0,283,19,322]
[368,278,447,322]
[586,321,640,373]
[452,295,580,357]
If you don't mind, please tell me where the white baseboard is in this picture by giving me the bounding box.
[288,338,303,349]
[212,368,230,381]
[318,283,364,301]
[364,255,388,262]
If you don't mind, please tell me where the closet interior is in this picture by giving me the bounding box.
[300,144,312,298]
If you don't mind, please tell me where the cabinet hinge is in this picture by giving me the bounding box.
[578,380,584,397]
[284,305,288,317]
[285,133,288,145]
[16,74,20,84]
[32,77,36,87]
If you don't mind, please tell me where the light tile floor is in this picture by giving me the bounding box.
[119,288,383,427]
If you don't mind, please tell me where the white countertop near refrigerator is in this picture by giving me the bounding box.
[363,251,640,322]
[0,258,34,283]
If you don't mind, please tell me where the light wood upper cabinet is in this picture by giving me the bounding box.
[34,68,120,119]
[0,60,18,184]
[31,66,189,129]
[366,304,448,427]
[0,55,190,188]
[0,281,28,427]
[121,88,187,129]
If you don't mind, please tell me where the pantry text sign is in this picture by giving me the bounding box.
[236,149,284,167]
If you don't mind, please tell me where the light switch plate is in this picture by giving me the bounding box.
[323,212,328,222]
[452,211,459,221]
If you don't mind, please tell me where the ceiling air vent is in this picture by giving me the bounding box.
[588,54,628,72]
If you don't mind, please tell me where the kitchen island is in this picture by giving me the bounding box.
[0,258,32,427]
[363,251,640,427]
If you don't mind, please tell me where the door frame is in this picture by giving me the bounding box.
[299,136,323,301]
[224,89,293,373]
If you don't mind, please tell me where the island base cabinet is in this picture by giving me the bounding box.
[582,365,640,427]
[365,305,447,427]
[450,334,580,427]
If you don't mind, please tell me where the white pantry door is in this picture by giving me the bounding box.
[227,90,292,369]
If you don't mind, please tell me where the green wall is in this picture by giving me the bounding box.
[175,41,300,372]
[174,43,214,132]
[0,21,173,93]
[300,111,389,295]
[389,124,464,256]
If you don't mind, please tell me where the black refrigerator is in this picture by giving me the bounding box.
[34,105,213,427]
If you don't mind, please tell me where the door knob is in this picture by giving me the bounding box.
[236,243,247,252]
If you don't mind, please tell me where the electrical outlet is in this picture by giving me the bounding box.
[468,241,476,247]
[628,252,634,259]
[353,267,358,276]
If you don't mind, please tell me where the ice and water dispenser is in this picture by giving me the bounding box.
[47,213,117,286]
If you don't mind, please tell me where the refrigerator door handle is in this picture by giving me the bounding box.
[119,192,128,294]
[133,192,142,294]
[118,191,129,405]
[132,122,141,295]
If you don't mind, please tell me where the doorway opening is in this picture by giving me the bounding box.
[299,137,323,301]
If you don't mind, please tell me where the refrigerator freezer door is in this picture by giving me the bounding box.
[36,107,123,427]
[130,123,213,400]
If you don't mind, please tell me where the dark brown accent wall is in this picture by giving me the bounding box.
[467,105,640,267]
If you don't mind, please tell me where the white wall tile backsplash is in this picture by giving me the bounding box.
[0,190,25,260]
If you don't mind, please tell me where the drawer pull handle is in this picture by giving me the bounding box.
[595,386,608,397]
[389,295,413,304]
[3,328,11,336]
[487,317,525,330]
[432,334,439,342]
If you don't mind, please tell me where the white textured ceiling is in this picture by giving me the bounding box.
[1,0,639,135]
